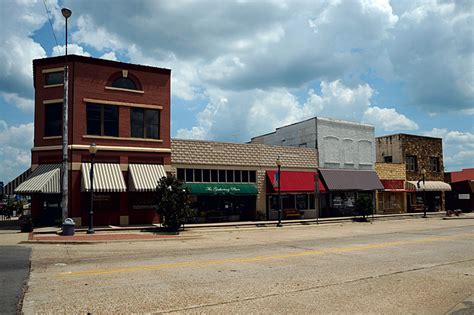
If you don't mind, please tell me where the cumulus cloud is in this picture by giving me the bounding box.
[176,80,376,141]
[100,51,118,61]
[1,92,34,113]
[0,121,34,183]
[423,128,474,171]
[51,44,91,57]
[363,106,418,131]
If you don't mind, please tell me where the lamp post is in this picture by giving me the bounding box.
[60,7,72,222]
[87,143,97,234]
[276,156,282,227]
[421,168,426,218]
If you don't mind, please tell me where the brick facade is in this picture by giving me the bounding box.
[30,55,171,226]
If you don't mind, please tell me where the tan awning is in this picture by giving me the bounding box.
[14,164,61,194]
[406,181,452,192]
[129,164,167,192]
[81,163,126,192]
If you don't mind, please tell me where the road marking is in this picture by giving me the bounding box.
[59,232,473,277]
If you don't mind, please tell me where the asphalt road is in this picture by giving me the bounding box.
[0,245,31,314]
[22,218,474,314]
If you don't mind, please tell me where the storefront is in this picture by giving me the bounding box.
[266,170,325,220]
[406,181,451,212]
[318,169,384,217]
[184,183,258,222]
[377,180,407,214]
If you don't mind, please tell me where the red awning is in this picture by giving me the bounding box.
[267,171,326,193]
[381,180,409,192]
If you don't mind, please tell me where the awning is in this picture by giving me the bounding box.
[81,163,126,192]
[266,170,326,193]
[184,183,258,195]
[406,181,451,192]
[129,164,167,192]
[5,168,32,195]
[319,169,384,191]
[381,180,409,192]
[14,164,61,194]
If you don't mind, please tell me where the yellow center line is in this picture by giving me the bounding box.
[59,232,473,278]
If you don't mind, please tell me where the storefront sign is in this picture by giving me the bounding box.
[204,186,242,194]
[132,204,157,210]
[459,194,470,200]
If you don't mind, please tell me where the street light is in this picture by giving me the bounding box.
[87,143,97,234]
[276,156,282,227]
[421,168,426,218]
[60,7,72,222]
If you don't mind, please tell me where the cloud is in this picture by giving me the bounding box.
[423,128,474,171]
[1,92,34,113]
[0,121,34,183]
[176,80,375,141]
[363,106,418,131]
[51,44,91,57]
[100,51,118,61]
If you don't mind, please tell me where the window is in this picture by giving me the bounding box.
[242,170,249,182]
[406,155,417,172]
[299,143,307,148]
[202,170,210,182]
[45,71,63,86]
[218,170,226,182]
[131,108,160,139]
[211,170,218,182]
[249,171,256,183]
[194,169,202,182]
[234,170,241,182]
[86,104,118,136]
[226,170,234,183]
[177,168,185,181]
[384,156,393,163]
[429,157,440,172]
[185,169,193,182]
[44,103,62,136]
[111,77,137,90]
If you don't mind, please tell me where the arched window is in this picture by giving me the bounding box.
[111,77,137,90]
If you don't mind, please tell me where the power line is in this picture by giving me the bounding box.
[42,0,62,54]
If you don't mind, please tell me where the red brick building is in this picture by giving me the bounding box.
[15,55,171,226]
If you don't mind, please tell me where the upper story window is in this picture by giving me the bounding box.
[44,103,62,137]
[384,156,393,163]
[45,71,63,86]
[406,155,417,172]
[429,157,440,172]
[131,108,160,139]
[112,77,137,90]
[86,104,118,137]
[177,169,257,183]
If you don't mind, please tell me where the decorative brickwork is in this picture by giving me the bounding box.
[375,163,406,180]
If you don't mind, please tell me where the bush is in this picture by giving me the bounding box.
[355,194,374,221]
[155,175,191,232]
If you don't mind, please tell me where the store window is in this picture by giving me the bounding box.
[249,171,256,183]
[242,170,249,182]
[86,104,118,136]
[185,169,193,182]
[211,170,218,182]
[235,170,241,182]
[218,170,226,182]
[202,170,210,182]
[194,169,202,182]
[429,157,440,172]
[45,71,63,86]
[177,168,185,181]
[296,194,308,210]
[406,155,417,172]
[226,170,234,183]
[131,108,160,139]
[44,103,62,137]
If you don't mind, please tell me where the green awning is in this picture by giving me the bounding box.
[184,183,258,195]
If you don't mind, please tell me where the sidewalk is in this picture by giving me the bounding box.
[22,211,465,244]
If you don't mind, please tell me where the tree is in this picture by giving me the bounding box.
[155,175,191,232]
[355,193,374,221]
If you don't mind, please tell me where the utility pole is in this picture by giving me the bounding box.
[61,8,72,221]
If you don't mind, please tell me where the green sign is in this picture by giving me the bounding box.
[184,183,258,195]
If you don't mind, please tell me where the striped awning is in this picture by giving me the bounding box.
[129,164,167,192]
[15,164,61,194]
[406,181,452,192]
[4,168,32,195]
[81,163,126,192]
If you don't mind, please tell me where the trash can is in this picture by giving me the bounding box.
[62,218,75,236]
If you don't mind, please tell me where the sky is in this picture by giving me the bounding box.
[0,0,473,183]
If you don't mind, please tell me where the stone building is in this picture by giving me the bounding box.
[375,134,451,212]
[171,139,320,221]
[250,117,383,217]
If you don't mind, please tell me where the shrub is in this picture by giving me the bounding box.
[155,175,191,232]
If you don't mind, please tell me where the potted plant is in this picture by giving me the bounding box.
[19,214,33,232]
